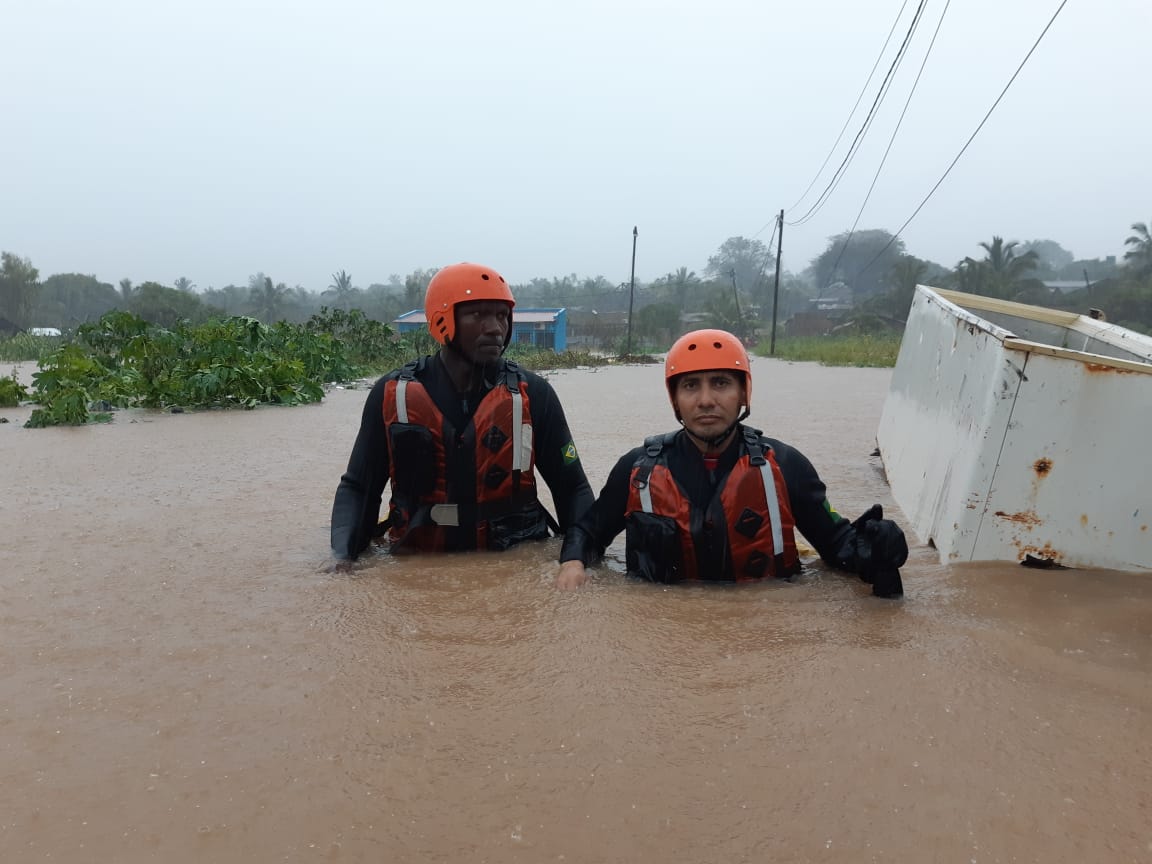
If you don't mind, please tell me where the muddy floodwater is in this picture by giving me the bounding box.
[1,358,1149,864]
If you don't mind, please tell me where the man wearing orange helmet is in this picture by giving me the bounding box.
[556,328,908,596]
[331,262,594,560]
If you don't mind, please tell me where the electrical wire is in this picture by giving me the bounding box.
[784,0,911,215]
[787,0,929,227]
[850,0,1072,281]
[820,0,952,289]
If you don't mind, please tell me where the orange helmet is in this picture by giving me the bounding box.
[665,329,752,409]
[424,262,516,346]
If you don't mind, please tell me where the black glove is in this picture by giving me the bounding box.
[852,504,908,598]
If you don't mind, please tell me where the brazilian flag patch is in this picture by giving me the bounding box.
[823,499,842,520]
[561,441,579,465]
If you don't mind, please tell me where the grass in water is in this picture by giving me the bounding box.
[755,335,902,368]
[502,346,614,371]
[0,333,65,362]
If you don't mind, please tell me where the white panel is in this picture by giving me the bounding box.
[878,286,1152,572]
[974,350,1152,570]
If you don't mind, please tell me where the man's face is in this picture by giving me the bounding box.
[672,370,746,438]
[453,300,511,365]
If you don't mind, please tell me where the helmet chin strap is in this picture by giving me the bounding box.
[681,407,750,451]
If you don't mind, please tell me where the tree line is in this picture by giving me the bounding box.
[3,221,1150,348]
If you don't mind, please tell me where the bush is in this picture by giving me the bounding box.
[0,373,28,407]
[24,311,350,426]
[303,307,413,376]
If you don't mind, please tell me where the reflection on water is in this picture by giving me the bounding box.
[1,359,1149,863]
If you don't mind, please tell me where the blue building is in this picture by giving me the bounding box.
[393,308,568,352]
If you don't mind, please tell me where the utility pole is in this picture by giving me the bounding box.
[770,209,784,355]
[625,226,638,356]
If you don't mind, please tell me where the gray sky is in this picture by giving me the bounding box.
[2,0,1148,291]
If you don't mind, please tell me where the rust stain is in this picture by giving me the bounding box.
[1084,362,1136,375]
[994,509,1042,527]
[1013,541,1064,564]
[1079,514,1089,527]
[1033,458,1053,477]
[1142,525,1148,532]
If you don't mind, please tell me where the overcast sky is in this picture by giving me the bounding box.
[2,0,1148,291]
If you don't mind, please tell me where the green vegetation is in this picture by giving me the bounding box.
[1,221,1148,411]
[302,307,412,376]
[0,373,28,407]
[11,307,616,428]
[25,313,324,427]
[0,332,65,361]
[505,344,618,370]
[20,309,416,427]
[758,335,902,368]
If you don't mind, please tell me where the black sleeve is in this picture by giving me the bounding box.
[330,375,393,560]
[559,448,641,565]
[767,438,857,571]
[524,372,595,530]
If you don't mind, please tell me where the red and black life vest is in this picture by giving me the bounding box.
[381,359,545,552]
[624,428,800,582]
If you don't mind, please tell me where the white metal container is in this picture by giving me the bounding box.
[877,286,1152,571]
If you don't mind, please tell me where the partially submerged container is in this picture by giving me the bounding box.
[877,286,1152,572]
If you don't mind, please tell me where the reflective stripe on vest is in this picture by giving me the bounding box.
[382,360,538,551]
[635,441,785,534]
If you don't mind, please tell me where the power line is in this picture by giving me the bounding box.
[821,0,953,289]
[752,216,780,299]
[784,0,911,215]
[787,0,929,228]
[851,0,1072,282]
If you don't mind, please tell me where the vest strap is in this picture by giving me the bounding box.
[742,428,786,575]
[634,434,673,513]
[395,359,421,424]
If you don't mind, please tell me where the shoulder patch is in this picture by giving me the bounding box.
[561,441,579,465]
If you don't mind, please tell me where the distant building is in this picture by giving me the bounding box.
[809,297,855,312]
[784,295,856,337]
[393,308,568,352]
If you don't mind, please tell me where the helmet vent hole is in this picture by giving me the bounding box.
[687,343,697,351]
[713,341,722,349]
[481,274,490,280]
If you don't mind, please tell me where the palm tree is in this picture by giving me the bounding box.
[250,276,288,322]
[326,269,357,309]
[663,267,700,313]
[962,236,1038,299]
[953,258,986,295]
[1123,221,1152,279]
[704,290,750,339]
[173,276,196,293]
[118,278,134,301]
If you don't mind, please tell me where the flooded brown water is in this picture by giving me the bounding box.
[1,358,1149,864]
